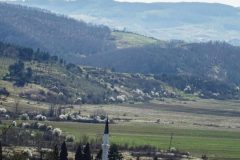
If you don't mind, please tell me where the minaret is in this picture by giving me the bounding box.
[102,118,110,160]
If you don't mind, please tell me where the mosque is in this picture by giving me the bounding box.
[102,118,110,160]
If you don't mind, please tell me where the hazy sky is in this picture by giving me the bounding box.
[116,0,240,7]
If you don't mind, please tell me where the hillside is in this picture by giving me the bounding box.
[80,41,240,87]
[0,2,162,61]
[6,0,240,45]
[112,30,161,49]
[1,42,240,104]
[1,3,240,100]
[0,43,240,160]
[0,2,115,61]
[0,41,188,105]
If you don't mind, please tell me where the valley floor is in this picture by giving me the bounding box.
[50,121,240,160]
[1,98,240,160]
[65,99,240,159]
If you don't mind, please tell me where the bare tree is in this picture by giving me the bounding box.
[14,95,20,119]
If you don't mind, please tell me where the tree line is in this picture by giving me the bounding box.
[0,41,78,87]
[0,42,61,63]
[0,141,123,160]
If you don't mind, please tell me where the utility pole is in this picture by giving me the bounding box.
[168,133,174,151]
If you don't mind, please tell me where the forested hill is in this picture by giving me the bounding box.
[6,0,240,45]
[80,41,240,85]
[1,41,240,102]
[0,3,115,60]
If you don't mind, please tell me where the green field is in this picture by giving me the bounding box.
[48,121,240,160]
[112,31,161,48]
[1,96,240,160]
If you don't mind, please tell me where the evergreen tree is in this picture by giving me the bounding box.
[108,144,123,160]
[95,149,102,160]
[5,61,32,87]
[0,141,2,160]
[75,145,83,160]
[83,143,91,160]
[202,155,208,160]
[26,67,33,81]
[60,141,68,160]
[53,145,59,160]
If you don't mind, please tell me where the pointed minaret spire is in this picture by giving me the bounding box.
[102,117,110,160]
[104,118,109,134]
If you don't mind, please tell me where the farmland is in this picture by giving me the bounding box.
[3,98,238,160]
[62,99,240,159]
[47,121,240,160]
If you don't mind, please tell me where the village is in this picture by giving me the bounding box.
[0,104,205,160]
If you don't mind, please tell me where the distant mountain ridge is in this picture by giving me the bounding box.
[0,2,115,60]
[4,0,240,45]
[2,2,240,88]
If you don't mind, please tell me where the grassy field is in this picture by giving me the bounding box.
[112,31,161,48]
[1,96,240,159]
[76,99,240,130]
[47,121,240,160]
[66,99,240,160]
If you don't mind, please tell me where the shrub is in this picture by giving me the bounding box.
[47,125,53,131]
[0,108,7,114]
[31,122,39,129]
[66,135,75,142]
[59,114,68,120]
[0,88,10,97]
[53,128,62,137]
[35,114,47,121]
[116,95,126,103]
[169,147,177,152]
[23,149,32,158]
[22,122,31,129]
[12,121,17,127]
[39,125,47,131]
[20,113,30,121]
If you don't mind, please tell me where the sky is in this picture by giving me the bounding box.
[0,0,239,7]
[116,0,240,7]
